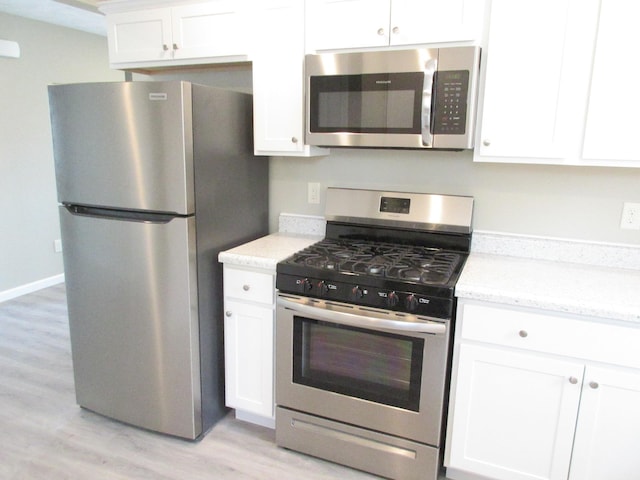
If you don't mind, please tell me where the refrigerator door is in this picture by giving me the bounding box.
[59,206,202,439]
[49,82,194,215]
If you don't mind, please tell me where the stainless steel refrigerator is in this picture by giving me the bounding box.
[48,81,268,440]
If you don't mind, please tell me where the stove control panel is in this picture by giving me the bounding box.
[278,274,452,319]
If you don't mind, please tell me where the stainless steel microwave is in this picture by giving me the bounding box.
[305,46,481,150]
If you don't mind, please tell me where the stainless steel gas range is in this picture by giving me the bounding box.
[274,187,473,480]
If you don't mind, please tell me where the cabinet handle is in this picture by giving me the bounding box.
[377,28,385,36]
[483,139,491,147]
[242,284,250,291]
[569,376,579,384]
[518,330,528,338]
[589,381,599,389]
[173,43,179,50]
[162,44,169,51]
[392,26,399,34]
[291,137,298,144]
[225,311,232,317]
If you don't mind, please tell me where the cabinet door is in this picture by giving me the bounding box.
[106,8,172,64]
[305,0,391,51]
[389,0,483,46]
[569,366,640,480]
[447,344,584,480]
[582,0,640,163]
[252,0,329,156]
[224,300,274,419]
[476,0,599,162]
[171,1,248,60]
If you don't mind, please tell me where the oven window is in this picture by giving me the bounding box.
[292,317,424,411]
[309,72,424,134]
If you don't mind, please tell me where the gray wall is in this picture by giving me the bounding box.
[0,13,123,293]
[269,149,640,245]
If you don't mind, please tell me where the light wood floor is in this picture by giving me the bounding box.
[0,284,380,480]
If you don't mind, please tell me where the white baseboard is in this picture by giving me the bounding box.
[0,274,65,303]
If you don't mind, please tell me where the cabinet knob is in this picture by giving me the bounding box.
[518,330,528,338]
[569,376,579,384]
[483,139,491,147]
[392,26,399,34]
[291,136,298,144]
[377,28,385,36]
[225,311,232,317]
[589,381,599,389]
[162,44,169,51]
[242,284,250,291]
[173,43,179,50]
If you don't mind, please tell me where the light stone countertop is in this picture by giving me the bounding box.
[456,253,640,324]
[219,215,640,324]
[218,232,322,271]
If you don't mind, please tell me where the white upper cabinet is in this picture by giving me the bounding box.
[102,1,250,68]
[581,0,640,164]
[250,0,329,156]
[476,0,640,167]
[305,0,484,52]
[476,0,599,162]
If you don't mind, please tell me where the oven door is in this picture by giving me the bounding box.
[276,293,450,446]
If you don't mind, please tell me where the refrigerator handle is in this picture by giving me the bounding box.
[63,205,178,224]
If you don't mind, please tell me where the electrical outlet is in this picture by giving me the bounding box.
[308,182,320,204]
[54,239,63,253]
[620,202,640,230]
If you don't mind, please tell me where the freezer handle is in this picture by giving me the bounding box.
[63,204,178,224]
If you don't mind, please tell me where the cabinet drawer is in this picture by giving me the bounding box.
[459,301,640,369]
[224,266,274,305]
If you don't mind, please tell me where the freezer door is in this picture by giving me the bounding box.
[59,206,202,439]
[49,82,194,215]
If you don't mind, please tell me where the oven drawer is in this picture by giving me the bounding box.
[276,406,440,480]
[459,301,640,369]
[223,266,274,305]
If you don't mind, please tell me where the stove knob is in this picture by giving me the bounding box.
[387,291,399,307]
[317,281,329,296]
[351,286,364,300]
[405,294,419,312]
[299,278,312,293]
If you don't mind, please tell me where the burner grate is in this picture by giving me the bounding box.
[286,239,461,285]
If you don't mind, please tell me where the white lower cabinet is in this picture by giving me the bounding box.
[222,265,275,427]
[445,300,640,480]
[448,344,582,480]
[569,366,640,480]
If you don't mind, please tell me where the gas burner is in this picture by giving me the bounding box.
[284,239,462,286]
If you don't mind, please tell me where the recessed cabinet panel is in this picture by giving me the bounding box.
[224,299,274,418]
[478,0,576,160]
[305,0,391,51]
[447,344,583,480]
[569,366,640,480]
[171,2,247,59]
[107,8,172,63]
[305,0,483,52]
[252,0,329,156]
[389,0,482,45]
[582,0,640,163]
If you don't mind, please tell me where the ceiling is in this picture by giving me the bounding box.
[0,0,106,36]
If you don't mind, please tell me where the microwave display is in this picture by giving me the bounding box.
[309,72,423,134]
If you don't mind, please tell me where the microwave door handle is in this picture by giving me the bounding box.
[422,58,437,147]
[278,296,446,335]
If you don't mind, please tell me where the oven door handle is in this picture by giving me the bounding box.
[278,296,446,335]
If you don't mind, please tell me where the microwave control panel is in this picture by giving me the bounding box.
[432,70,470,135]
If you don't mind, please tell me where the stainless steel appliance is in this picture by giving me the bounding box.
[48,81,268,440]
[305,47,481,150]
[275,188,473,480]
